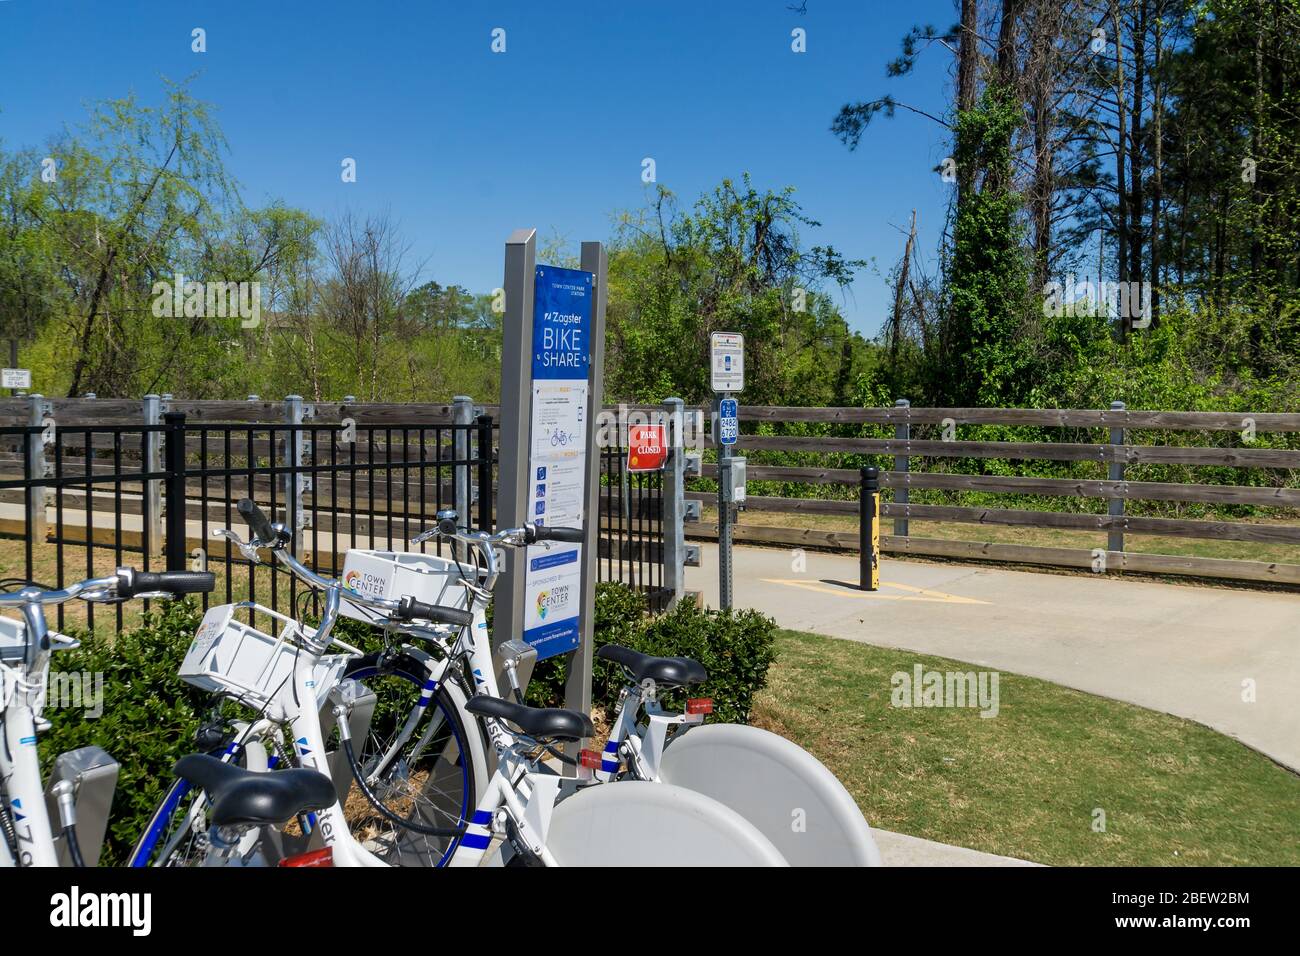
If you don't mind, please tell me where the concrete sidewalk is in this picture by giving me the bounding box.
[873,829,1040,866]
[686,542,1300,771]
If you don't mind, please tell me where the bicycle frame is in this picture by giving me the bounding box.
[205,507,675,867]
[594,680,706,783]
[1,578,116,868]
[181,594,395,868]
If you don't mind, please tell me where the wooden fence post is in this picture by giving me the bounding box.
[893,398,910,537]
[1108,400,1127,560]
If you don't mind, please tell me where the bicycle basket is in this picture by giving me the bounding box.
[338,549,470,625]
[180,603,328,704]
[0,615,25,662]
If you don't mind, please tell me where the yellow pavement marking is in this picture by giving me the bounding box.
[759,578,990,605]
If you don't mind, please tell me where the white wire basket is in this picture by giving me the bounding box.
[0,615,26,663]
[338,549,470,625]
[179,603,343,706]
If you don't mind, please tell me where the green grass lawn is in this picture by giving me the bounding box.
[751,629,1300,866]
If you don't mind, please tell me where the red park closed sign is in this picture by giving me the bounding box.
[626,424,667,472]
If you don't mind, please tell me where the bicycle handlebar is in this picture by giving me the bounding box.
[410,512,585,597]
[0,568,215,608]
[238,498,291,548]
[0,576,117,608]
[526,524,583,544]
[391,595,474,627]
[115,569,216,599]
[231,499,452,625]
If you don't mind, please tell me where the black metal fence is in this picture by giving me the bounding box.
[0,401,670,632]
[599,441,669,611]
[0,414,493,633]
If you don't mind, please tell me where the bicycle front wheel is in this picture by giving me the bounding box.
[339,653,485,867]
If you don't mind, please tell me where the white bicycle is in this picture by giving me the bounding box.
[1,568,215,867]
[132,500,784,867]
[593,645,883,866]
[355,509,880,866]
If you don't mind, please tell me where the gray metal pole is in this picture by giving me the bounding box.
[1108,400,1126,556]
[715,396,733,610]
[662,397,686,608]
[492,229,537,654]
[25,394,49,544]
[452,395,473,520]
[143,394,163,555]
[452,395,473,561]
[564,241,608,752]
[893,398,910,538]
[283,395,308,543]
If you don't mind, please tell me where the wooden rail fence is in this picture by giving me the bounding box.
[686,403,1300,587]
[2,397,1298,587]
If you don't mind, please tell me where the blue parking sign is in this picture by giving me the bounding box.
[719,397,739,446]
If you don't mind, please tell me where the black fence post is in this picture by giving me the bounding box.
[860,466,879,591]
[476,414,494,532]
[163,412,187,572]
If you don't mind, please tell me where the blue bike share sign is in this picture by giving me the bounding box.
[523,265,593,660]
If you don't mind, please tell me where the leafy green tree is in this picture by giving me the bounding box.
[604,177,871,406]
[939,87,1032,406]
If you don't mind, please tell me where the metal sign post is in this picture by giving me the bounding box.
[565,241,608,741]
[493,230,538,653]
[495,230,607,756]
[710,334,743,610]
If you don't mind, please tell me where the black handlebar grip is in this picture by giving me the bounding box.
[437,515,459,537]
[117,569,216,599]
[394,595,474,628]
[530,525,584,544]
[238,498,276,543]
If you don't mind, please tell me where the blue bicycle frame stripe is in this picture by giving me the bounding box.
[128,778,191,867]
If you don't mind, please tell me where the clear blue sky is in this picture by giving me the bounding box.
[0,0,957,336]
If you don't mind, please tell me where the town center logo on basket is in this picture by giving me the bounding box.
[536,589,549,619]
[343,567,389,598]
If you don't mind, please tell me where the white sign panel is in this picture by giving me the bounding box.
[2,368,31,390]
[710,332,744,392]
[523,265,593,661]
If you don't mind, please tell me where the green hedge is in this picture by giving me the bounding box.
[39,600,209,866]
[525,582,778,725]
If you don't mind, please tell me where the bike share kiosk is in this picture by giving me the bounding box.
[495,230,607,748]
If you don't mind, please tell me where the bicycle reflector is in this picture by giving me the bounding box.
[686,698,713,715]
[579,749,602,770]
[278,847,334,868]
